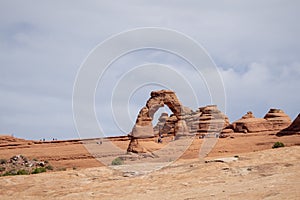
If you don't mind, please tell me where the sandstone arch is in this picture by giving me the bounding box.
[127,90,191,153]
[127,90,229,153]
[130,90,186,139]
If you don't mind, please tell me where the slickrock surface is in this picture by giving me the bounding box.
[1,146,299,200]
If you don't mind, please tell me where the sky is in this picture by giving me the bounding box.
[0,0,299,140]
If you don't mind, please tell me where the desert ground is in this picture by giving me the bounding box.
[0,132,299,199]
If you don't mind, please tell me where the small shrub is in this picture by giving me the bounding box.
[32,167,46,174]
[272,142,285,149]
[0,159,7,164]
[17,169,29,175]
[111,157,123,165]
[3,169,17,176]
[0,166,6,172]
[2,172,11,176]
[45,165,53,170]
[72,166,77,170]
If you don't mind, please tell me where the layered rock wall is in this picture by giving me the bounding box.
[277,113,300,136]
[232,109,291,133]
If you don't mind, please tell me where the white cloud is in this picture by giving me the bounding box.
[221,62,300,121]
[0,0,299,139]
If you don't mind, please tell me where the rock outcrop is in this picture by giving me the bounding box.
[264,109,291,131]
[232,109,291,133]
[153,105,229,137]
[128,90,186,152]
[277,113,300,136]
[197,105,230,133]
[130,90,185,139]
[127,90,293,153]
[0,154,52,176]
[127,90,229,153]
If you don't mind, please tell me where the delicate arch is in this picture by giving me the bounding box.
[130,90,184,138]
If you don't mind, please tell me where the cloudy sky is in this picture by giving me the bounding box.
[1,0,299,140]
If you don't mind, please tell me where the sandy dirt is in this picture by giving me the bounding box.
[1,132,299,168]
[0,145,299,199]
[0,133,299,199]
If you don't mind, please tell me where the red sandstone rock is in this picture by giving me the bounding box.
[128,90,292,153]
[232,109,291,133]
[277,113,300,136]
[126,138,148,153]
[128,90,230,153]
[128,90,185,153]
[197,105,229,133]
[264,109,291,131]
[241,111,255,119]
[130,90,184,139]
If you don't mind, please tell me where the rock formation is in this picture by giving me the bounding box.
[197,105,230,133]
[127,90,293,153]
[232,109,291,133]
[128,90,186,152]
[130,90,185,139]
[153,105,229,137]
[264,108,291,131]
[127,90,229,153]
[277,113,300,136]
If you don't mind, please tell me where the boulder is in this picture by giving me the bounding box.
[241,111,255,119]
[126,138,148,153]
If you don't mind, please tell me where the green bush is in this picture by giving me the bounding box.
[2,172,12,176]
[0,159,7,164]
[111,157,123,165]
[17,169,29,175]
[32,167,46,174]
[272,142,285,149]
[3,169,17,176]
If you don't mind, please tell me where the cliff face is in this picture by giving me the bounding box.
[277,114,300,136]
